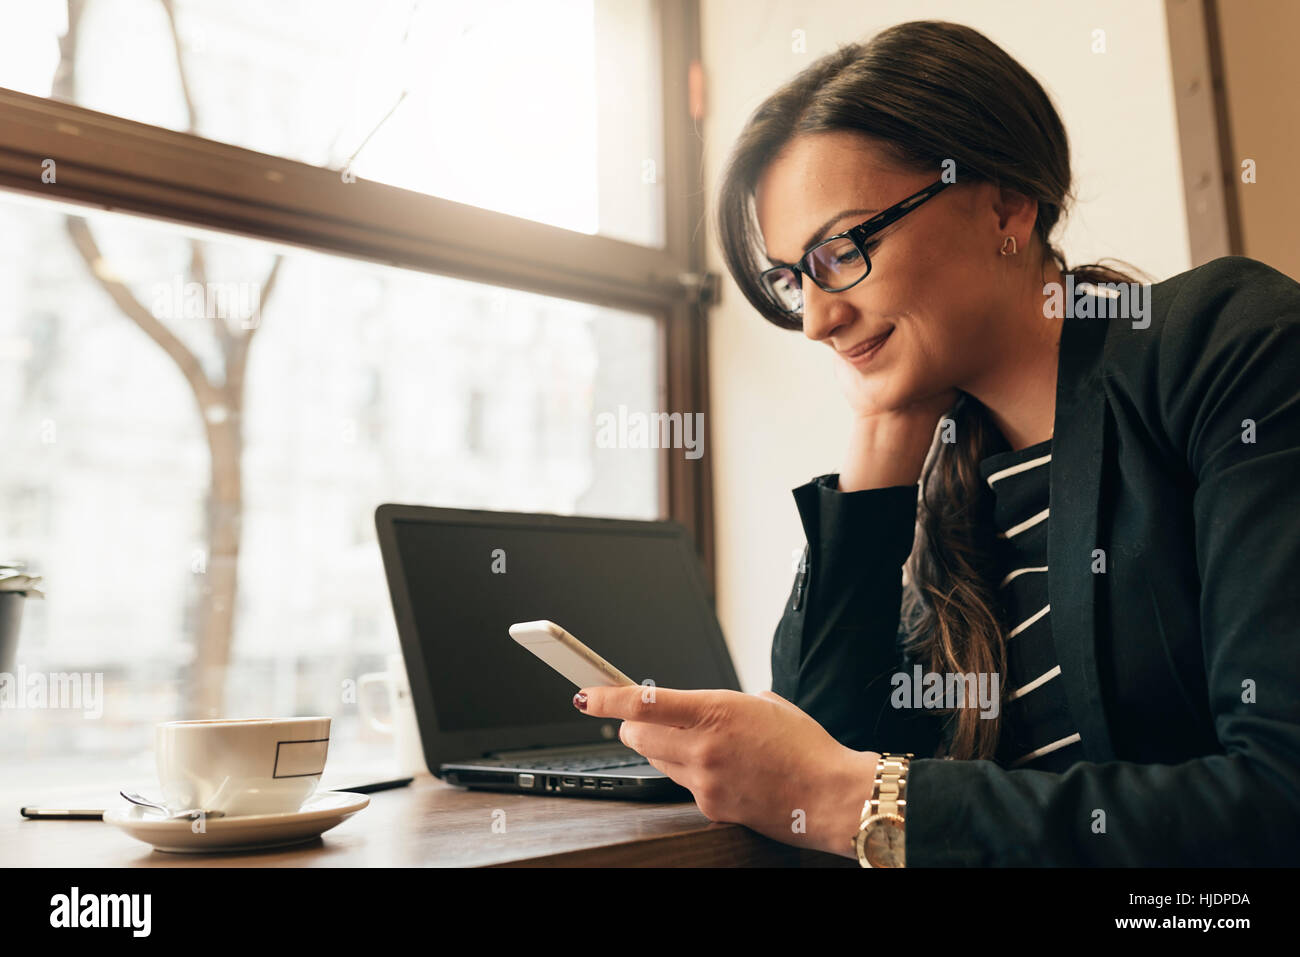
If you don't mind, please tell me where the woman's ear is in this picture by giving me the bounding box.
[992,184,1039,242]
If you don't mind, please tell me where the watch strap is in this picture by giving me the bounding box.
[861,751,911,822]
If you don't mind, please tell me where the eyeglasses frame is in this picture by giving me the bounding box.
[758,177,953,319]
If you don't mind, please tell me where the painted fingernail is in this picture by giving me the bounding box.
[573,692,588,711]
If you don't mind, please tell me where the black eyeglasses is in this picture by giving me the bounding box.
[758,178,952,321]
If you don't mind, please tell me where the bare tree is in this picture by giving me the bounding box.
[54,0,408,716]
[56,0,282,716]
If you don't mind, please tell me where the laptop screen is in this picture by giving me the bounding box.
[387,513,738,735]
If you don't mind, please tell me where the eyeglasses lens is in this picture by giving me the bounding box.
[807,237,865,288]
[764,267,803,315]
[763,237,869,318]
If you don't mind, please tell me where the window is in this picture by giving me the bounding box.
[0,0,709,791]
[0,193,662,782]
[0,0,666,247]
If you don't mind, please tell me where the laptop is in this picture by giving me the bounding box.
[374,503,741,800]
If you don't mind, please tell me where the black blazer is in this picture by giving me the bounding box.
[770,255,1300,866]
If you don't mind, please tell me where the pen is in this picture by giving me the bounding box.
[20,807,104,820]
[336,776,414,794]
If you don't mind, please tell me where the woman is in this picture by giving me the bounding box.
[573,20,1300,865]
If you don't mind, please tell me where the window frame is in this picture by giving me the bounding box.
[0,0,716,593]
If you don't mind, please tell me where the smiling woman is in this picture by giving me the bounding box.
[717,18,1146,772]
[666,18,1300,866]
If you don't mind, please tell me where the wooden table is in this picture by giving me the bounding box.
[2,772,854,867]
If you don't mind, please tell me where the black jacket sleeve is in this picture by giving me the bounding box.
[770,473,944,757]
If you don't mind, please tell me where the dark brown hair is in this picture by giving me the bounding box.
[714,20,1149,759]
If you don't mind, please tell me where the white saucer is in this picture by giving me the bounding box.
[103,790,370,853]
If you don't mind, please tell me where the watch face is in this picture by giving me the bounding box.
[863,816,905,867]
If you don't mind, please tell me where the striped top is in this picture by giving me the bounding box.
[978,437,1085,772]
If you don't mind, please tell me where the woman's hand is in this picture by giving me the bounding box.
[836,384,960,491]
[575,685,880,859]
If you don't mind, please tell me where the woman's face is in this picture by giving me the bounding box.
[754,131,1040,413]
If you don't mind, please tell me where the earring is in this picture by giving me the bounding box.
[999,235,1018,256]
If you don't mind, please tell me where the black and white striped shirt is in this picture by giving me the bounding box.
[978,437,1085,772]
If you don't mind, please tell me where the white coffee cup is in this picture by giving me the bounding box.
[358,653,429,778]
[156,716,332,817]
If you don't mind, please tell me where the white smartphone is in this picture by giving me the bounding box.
[508,620,637,689]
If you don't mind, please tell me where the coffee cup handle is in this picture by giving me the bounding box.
[358,673,394,734]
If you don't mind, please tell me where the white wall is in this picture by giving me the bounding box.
[700,0,1191,691]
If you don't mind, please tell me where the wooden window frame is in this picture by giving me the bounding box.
[0,0,717,595]
[1165,0,1240,262]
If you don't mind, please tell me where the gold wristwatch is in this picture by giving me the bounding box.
[853,752,911,867]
